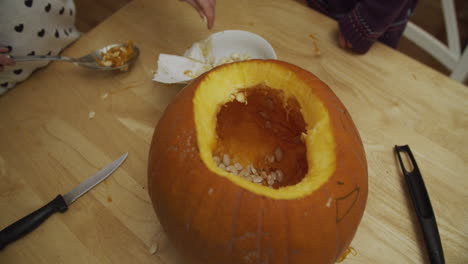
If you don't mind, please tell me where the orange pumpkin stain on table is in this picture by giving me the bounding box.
[107,196,113,203]
[309,34,321,55]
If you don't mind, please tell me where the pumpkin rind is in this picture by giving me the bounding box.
[148,60,368,264]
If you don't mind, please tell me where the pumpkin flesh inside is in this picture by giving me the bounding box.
[215,86,308,188]
[193,61,336,199]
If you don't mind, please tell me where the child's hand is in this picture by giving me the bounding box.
[182,0,216,29]
[0,47,15,72]
[338,32,353,50]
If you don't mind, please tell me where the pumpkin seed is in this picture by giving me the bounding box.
[213,153,286,187]
[213,155,221,165]
[253,176,263,183]
[149,243,159,255]
[259,111,268,119]
[234,163,243,170]
[265,155,275,163]
[223,154,230,166]
[235,93,246,103]
[275,147,283,162]
[276,169,284,182]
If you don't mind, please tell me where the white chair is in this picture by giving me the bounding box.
[403,0,467,83]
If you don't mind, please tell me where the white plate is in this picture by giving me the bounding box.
[185,30,277,65]
[153,30,277,84]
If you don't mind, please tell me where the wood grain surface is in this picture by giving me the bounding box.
[0,0,467,263]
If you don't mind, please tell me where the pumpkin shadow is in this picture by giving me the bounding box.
[393,149,430,263]
[152,82,186,97]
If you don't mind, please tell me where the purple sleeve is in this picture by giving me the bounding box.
[338,0,409,54]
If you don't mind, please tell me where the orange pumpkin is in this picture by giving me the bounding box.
[148,60,368,264]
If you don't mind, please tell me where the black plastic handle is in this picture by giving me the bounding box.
[421,217,445,264]
[395,145,445,264]
[0,195,68,250]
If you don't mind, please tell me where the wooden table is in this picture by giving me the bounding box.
[1,0,466,263]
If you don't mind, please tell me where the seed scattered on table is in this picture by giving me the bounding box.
[149,243,159,255]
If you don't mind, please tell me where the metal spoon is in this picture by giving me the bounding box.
[11,43,140,71]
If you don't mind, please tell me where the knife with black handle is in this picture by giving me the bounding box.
[0,153,128,250]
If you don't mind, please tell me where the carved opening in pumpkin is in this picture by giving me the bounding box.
[193,60,336,199]
[213,85,308,188]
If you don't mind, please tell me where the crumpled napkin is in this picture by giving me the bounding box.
[152,54,208,84]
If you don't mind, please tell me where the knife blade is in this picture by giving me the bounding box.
[0,153,128,250]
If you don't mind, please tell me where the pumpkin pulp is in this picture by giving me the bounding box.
[215,86,308,188]
[193,61,336,199]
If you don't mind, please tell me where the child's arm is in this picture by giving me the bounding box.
[182,0,216,29]
[338,0,411,54]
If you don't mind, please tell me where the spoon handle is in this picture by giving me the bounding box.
[10,55,77,63]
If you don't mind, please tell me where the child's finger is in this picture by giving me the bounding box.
[338,33,347,48]
[197,0,215,29]
[338,32,353,49]
[0,55,15,66]
[338,35,346,48]
[183,0,205,19]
